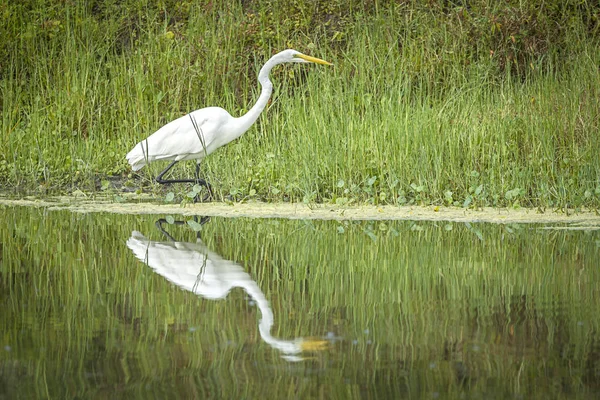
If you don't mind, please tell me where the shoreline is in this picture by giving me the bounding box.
[1,195,599,227]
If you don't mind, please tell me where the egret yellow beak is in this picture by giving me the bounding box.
[300,338,330,352]
[297,54,333,65]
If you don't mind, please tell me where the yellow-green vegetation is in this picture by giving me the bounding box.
[1,1,599,208]
[1,206,599,398]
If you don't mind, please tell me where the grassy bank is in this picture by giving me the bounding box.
[1,1,599,208]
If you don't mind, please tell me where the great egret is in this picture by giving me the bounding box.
[126,49,332,197]
[126,219,328,361]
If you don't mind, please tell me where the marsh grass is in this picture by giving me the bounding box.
[1,206,599,398]
[1,1,599,208]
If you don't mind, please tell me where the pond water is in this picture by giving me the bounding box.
[1,205,599,399]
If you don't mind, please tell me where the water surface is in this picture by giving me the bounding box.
[1,206,599,399]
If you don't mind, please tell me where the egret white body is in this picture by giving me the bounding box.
[126,107,236,172]
[125,49,331,187]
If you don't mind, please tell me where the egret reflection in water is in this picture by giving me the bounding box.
[126,217,327,361]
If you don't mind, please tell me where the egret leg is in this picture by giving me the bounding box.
[155,160,208,185]
[155,160,178,184]
[155,160,213,202]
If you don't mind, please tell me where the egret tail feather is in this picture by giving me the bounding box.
[126,143,148,171]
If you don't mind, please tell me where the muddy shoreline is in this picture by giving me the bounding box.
[1,195,599,227]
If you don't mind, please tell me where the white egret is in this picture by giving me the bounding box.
[126,49,332,197]
[126,220,328,361]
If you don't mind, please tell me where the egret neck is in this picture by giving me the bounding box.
[232,56,277,137]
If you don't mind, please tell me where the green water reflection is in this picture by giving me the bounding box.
[1,206,599,399]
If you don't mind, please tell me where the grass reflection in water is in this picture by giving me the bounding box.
[0,206,599,399]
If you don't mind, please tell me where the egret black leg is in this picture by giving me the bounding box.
[155,160,204,184]
[155,160,183,184]
[154,160,213,202]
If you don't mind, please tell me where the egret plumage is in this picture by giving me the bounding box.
[126,49,332,198]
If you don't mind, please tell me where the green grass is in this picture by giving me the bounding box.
[1,1,599,208]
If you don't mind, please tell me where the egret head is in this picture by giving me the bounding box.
[276,49,332,65]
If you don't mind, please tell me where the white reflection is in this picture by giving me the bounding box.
[126,221,326,361]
